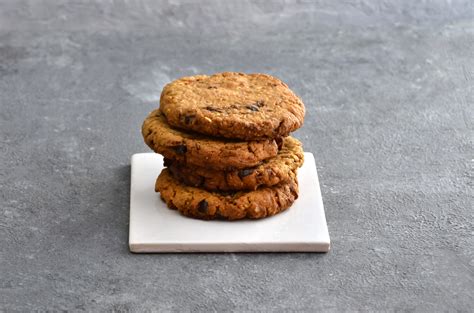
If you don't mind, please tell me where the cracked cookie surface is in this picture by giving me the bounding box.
[156,168,299,220]
[166,136,304,191]
[159,72,305,140]
[142,109,279,170]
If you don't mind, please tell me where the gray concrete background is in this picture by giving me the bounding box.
[1,0,473,311]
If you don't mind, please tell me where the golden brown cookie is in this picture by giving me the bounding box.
[155,169,299,220]
[166,136,304,191]
[159,72,305,140]
[142,109,279,170]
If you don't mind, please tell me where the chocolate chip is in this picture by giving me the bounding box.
[205,106,222,113]
[173,145,187,154]
[255,100,265,107]
[184,115,195,124]
[197,200,208,213]
[246,105,259,112]
[238,168,254,178]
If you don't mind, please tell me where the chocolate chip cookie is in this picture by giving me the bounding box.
[142,109,279,170]
[160,72,305,140]
[142,110,278,170]
[166,136,304,191]
[156,168,299,220]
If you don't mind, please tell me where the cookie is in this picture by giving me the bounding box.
[160,72,305,140]
[142,110,278,170]
[155,169,299,220]
[142,109,279,170]
[166,136,304,191]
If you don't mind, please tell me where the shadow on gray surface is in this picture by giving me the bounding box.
[114,164,132,253]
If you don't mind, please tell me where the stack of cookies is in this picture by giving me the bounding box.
[142,72,305,220]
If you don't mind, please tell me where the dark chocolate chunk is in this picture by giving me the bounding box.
[184,115,195,124]
[238,168,254,178]
[173,145,187,154]
[246,105,259,112]
[205,106,222,113]
[197,200,208,213]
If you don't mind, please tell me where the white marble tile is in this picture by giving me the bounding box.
[129,153,330,253]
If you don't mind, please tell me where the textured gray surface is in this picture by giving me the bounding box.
[1,0,473,311]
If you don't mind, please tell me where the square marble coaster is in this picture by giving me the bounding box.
[129,153,330,253]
